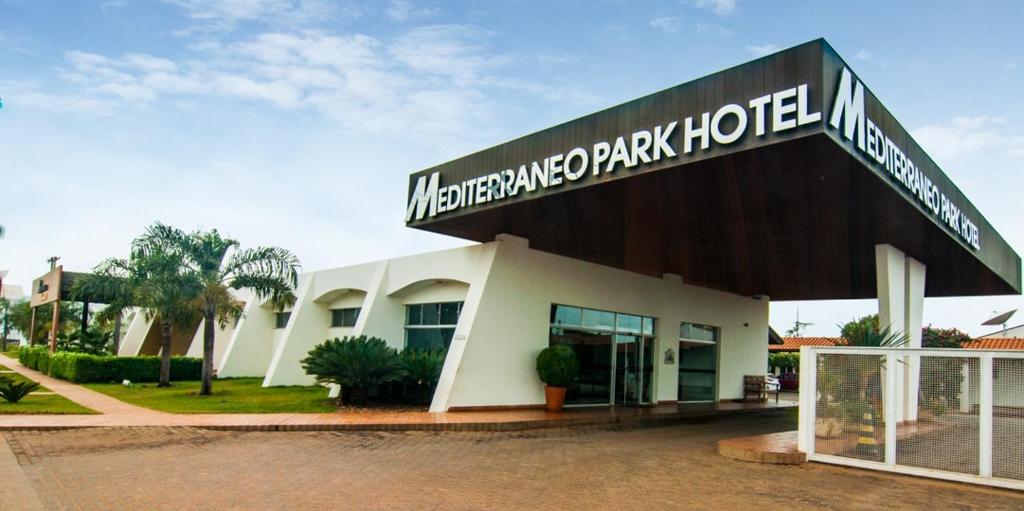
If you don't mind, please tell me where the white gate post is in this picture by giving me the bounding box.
[798,346,816,454]
[979,353,993,478]
[885,352,898,465]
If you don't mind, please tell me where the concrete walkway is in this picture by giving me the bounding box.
[0,354,166,417]
[0,354,796,432]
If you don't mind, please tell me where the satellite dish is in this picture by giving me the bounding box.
[982,310,1017,326]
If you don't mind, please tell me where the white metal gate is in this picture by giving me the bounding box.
[798,346,1024,490]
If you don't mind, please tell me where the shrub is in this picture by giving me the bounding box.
[536,345,579,388]
[19,346,49,371]
[36,351,51,374]
[400,349,445,404]
[768,352,800,371]
[301,336,406,405]
[0,375,40,403]
[40,353,201,383]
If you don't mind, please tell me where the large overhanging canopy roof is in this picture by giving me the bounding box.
[405,39,1021,301]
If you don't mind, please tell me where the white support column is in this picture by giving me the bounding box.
[875,244,926,423]
[876,244,906,421]
[904,257,926,421]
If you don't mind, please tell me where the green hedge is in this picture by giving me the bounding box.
[768,351,800,370]
[18,346,201,383]
[19,346,50,372]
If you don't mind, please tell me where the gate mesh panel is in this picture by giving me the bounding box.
[993,357,1024,481]
[814,353,885,462]
[896,355,979,475]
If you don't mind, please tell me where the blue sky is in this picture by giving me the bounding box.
[1,0,1022,336]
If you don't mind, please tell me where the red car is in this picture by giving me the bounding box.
[778,372,799,391]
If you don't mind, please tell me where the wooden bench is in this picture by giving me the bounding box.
[743,375,779,403]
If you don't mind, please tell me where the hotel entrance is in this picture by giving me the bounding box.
[549,304,655,407]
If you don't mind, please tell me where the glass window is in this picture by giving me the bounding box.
[551,305,581,327]
[404,302,464,351]
[680,322,717,343]
[439,302,461,325]
[642,317,654,336]
[406,304,422,325]
[422,303,440,325]
[331,308,360,328]
[406,328,455,351]
[616,314,642,334]
[274,311,291,329]
[582,309,615,331]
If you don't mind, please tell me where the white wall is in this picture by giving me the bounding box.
[434,235,768,410]
[227,239,768,409]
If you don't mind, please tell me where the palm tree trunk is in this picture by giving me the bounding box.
[158,321,172,387]
[200,308,215,395]
[112,312,122,356]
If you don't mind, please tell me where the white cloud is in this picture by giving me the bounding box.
[746,43,781,57]
[385,0,437,22]
[29,24,590,144]
[912,116,1024,165]
[164,0,353,32]
[650,16,682,34]
[390,25,503,80]
[855,49,874,61]
[693,0,737,16]
[1002,59,1021,76]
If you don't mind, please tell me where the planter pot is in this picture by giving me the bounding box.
[815,417,844,438]
[544,386,567,412]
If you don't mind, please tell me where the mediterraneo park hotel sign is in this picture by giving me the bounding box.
[408,62,981,252]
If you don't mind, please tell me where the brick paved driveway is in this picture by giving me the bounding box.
[4,412,1023,510]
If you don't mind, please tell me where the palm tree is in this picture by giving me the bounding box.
[135,223,299,396]
[75,245,203,386]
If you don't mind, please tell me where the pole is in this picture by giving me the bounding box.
[29,307,37,345]
[49,299,60,353]
[81,300,89,337]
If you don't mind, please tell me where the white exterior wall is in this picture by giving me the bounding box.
[222,238,769,410]
[118,309,150,356]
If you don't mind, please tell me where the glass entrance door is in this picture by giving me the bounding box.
[551,329,613,405]
[615,335,653,405]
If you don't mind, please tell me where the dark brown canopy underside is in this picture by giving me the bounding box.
[413,134,1018,300]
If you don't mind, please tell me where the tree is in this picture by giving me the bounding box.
[6,299,83,345]
[74,243,203,387]
[134,223,299,395]
[839,314,879,343]
[921,327,970,348]
[785,320,813,337]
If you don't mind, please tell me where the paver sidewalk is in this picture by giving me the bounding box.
[0,353,796,432]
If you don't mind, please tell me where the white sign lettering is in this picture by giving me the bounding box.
[829,67,980,250]
[407,83,820,222]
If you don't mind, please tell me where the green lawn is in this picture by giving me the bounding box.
[1,350,19,358]
[84,378,338,414]
[0,394,97,415]
[0,370,95,415]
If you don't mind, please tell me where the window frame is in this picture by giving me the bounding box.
[330,307,360,328]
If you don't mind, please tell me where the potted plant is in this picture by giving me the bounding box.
[536,345,579,412]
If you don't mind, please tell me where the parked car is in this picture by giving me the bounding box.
[778,372,799,391]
